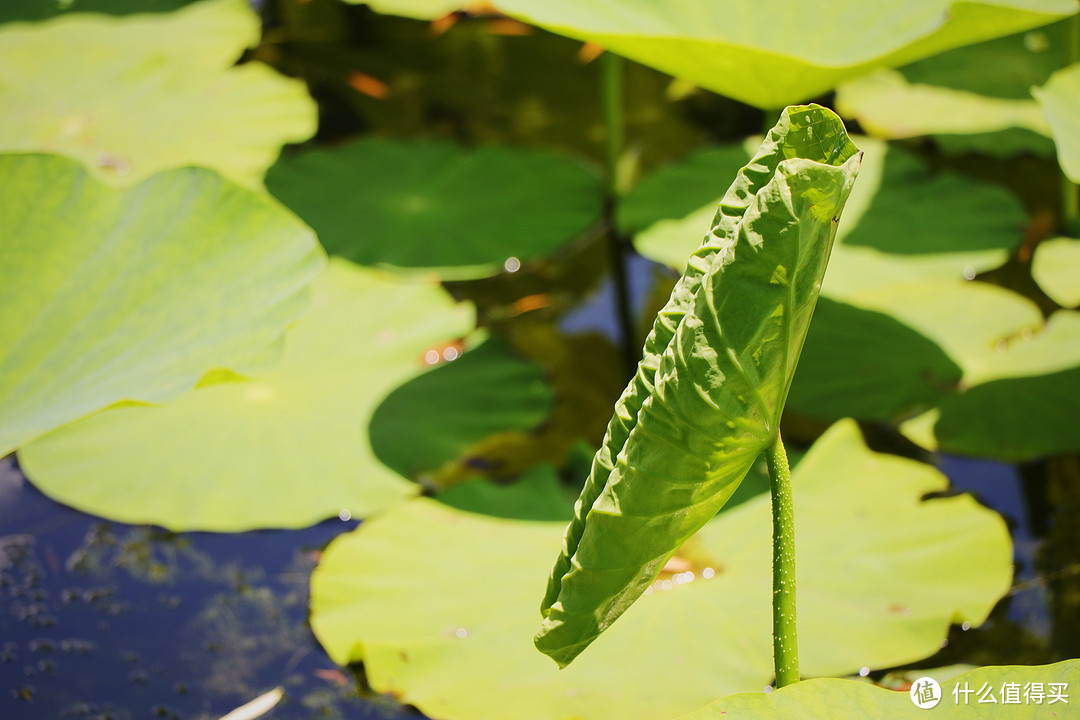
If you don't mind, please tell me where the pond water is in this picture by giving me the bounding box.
[0,456,417,720]
[3,444,1074,718]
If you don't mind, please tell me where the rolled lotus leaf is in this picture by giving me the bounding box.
[536,105,861,667]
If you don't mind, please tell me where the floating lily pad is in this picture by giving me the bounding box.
[265,139,604,279]
[1032,237,1080,307]
[369,336,553,479]
[18,259,475,531]
[900,310,1080,460]
[616,145,750,238]
[0,153,324,458]
[898,22,1066,98]
[1033,63,1080,183]
[835,280,1045,384]
[929,365,1080,460]
[618,144,751,271]
[493,0,1073,108]
[310,420,1011,720]
[0,0,317,187]
[683,660,1079,719]
[628,139,1024,286]
[437,465,574,522]
[834,22,1066,155]
[348,0,477,20]
[0,0,197,24]
[787,297,962,422]
[835,69,1051,142]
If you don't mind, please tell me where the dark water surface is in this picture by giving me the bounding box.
[0,457,417,720]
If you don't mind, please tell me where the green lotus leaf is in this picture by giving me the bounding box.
[309,420,1012,720]
[629,139,1025,289]
[900,310,1080,460]
[17,259,475,531]
[537,106,862,667]
[369,336,554,479]
[0,0,196,24]
[265,139,604,279]
[682,660,1078,719]
[344,0,474,20]
[0,0,317,187]
[436,464,575,522]
[493,0,1076,109]
[787,297,962,423]
[1032,237,1080,307]
[1033,63,1080,182]
[924,365,1080,460]
[834,23,1067,155]
[842,281,1046,385]
[835,69,1051,140]
[899,21,1066,98]
[0,153,324,458]
[616,145,751,238]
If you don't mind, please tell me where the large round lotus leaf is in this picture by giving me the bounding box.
[0,153,324,458]
[17,259,475,531]
[628,139,1024,289]
[436,465,575,522]
[492,0,1074,109]
[309,420,1011,720]
[928,365,1080,460]
[265,139,604,279]
[834,280,1044,385]
[971,310,1080,383]
[787,297,962,422]
[1032,237,1080,307]
[369,336,553,479]
[1033,63,1080,182]
[835,69,1051,141]
[0,0,316,188]
[900,310,1080,460]
[683,660,1079,720]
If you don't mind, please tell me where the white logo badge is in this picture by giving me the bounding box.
[910,677,942,709]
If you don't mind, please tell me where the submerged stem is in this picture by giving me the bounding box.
[765,434,799,688]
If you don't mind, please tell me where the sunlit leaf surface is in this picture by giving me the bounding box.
[266,139,604,278]
[835,23,1066,155]
[682,660,1078,719]
[628,139,1024,284]
[901,310,1080,460]
[835,69,1050,140]
[0,154,324,457]
[1033,62,1080,182]
[344,0,477,20]
[0,0,316,187]
[18,259,475,531]
[494,0,1076,108]
[310,420,1012,720]
[1032,237,1080,307]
